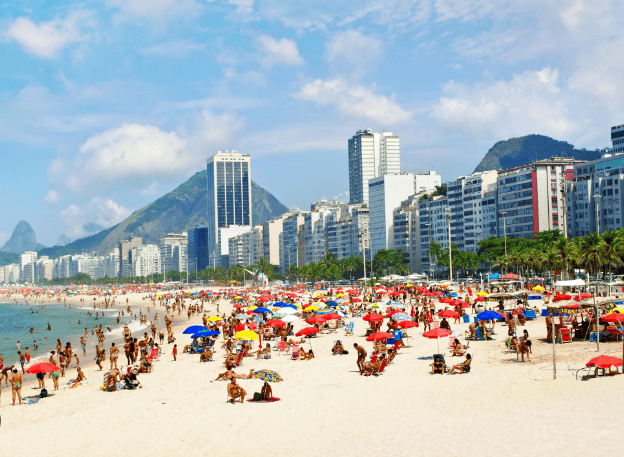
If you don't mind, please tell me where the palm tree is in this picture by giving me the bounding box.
[253,257,273,285]
[601,230,624,281]
[580,233,607,280]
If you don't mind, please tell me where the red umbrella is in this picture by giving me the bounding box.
[352,298,362,303]
[363,312,383,322]
[423,327,453,352]
[475,296,485,302]
[295,327,320,337]
[602,314,624,363]
[553,294,571,302]
[234,324,248,332]
[366,332,394,341]
[439,310,460,319]
[574,293,593,302]
[26,362,59,374]
[376,290,387,295]
[266,319,286,328]
[323,312,342,320]
[586,355,623,369]
[233,303,244,308]
[306,315,326,325]
[395,320,418,329]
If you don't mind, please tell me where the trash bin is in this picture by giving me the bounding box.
[463,314,470,324]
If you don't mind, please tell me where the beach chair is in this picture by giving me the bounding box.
[233,351,244,367]
[523,310,537,320]
[364,358,389,376]
[387,348,397,364]
[432,354,449,373]
[344,321,355,335]
[291,345,300,360]
[370,352,378,364]
[432,321,440,329]
[149,348,159,362]
[475,328,484,341]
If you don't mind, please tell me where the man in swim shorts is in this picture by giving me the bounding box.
[110,342,119,370]
[9,368,22,405]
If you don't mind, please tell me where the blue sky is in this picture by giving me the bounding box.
[1,0,623,247]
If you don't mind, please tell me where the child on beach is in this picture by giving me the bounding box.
[173,344,177,361]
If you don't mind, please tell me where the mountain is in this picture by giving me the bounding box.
[38,171,289,258]
[2,220,46,254]
[57,223,106,246]
[0,251,20,266]
[473,134,603,173]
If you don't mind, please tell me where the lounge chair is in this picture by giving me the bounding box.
[233,350,244,367]
[291,345,300,360]
[363,358,388,376]
[148,348,159,362]
[433,354,449,373]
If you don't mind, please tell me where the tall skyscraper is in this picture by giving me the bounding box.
[206,150,252,268]
[348,129,400,204]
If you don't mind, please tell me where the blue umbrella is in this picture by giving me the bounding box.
[183,325,208,335]
[273,302,287,307]
[325,300,338,307]
[477,310,501,321]
[195,329,220,337]
[252,307,272,314]
[282,304,297,309]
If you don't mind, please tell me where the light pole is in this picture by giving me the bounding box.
[500,211,508,275]
[361,228,368,281]
[425,223,432,281]
[594,194,602,235]
[446,207,452,282]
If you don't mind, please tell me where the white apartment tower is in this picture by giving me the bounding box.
[348,130,400,205]
[206,150,252,268]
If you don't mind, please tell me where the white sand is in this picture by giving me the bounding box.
[1,290,622,457]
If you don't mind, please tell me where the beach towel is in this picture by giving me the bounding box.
[247,397,281,403]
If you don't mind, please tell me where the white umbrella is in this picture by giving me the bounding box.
[282,315,299,322]
[281,307,298,315]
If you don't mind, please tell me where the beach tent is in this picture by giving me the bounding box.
[486,273,501,280]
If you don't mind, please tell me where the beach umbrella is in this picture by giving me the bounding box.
[395,320,417,329]
[304,305,320,312]
[423,327,452,352]
[574,293,593,302]
[323,312,342,320]
[282,315,299,323]
[439,310,460,319]
[281,307,297,315]
[273,302,287,307]
[553,294,572,302]
[193,328,220,337]
[26,362,59,374]
[183,325,208,335]
[306,315,326,325]
[477,310,501,321]
[253,307,272,314]
[352,298,362,303]
[266,319,286,328]
[235,313,248,319]
[363,312,383,322]
[295,327,319,337]
[235,330,258,341]
[325,300,338,307]
[391,313,411,321]
[207,316,223,322]
[233,303,244,308]
[366,332,394,342]
[252,369,284,383]
[475,296,485,302]
[602,313,624,363]
[586,355,623,371]
[476,292,487,296]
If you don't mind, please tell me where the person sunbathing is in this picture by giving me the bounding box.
[200,348,213,362]
[448,354,471,374]
[332,340,348,355]
[301,349,314,361]
[213,368,254,381]
[251,344,271,359]
[430,356,446,375]
[70,367,87,383]
[360,354,385,375]
[260,381,273,401]
[138,358,152,373]
[450,339,464,356]
[227,378,246,403]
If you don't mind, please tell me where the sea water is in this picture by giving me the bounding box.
[0,300,146,367]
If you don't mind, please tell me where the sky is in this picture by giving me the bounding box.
[1,0,623,247]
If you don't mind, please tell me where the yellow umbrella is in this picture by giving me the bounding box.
[207,316,222,322]
[336,293,344,297]
[304,305,319,312]
[476,292,488,296]
[234,295,243,299]
[533,286,544,291]
[248,305,257,311]
[235,330,258,341]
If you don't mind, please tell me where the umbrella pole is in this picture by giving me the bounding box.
[552,320,557,380]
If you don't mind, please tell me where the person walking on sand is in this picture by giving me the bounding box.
[9,368,22,405]
[173,344,177,361]
[354,343,367,374]
[110,342,119,370]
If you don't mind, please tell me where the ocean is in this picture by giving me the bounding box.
[0,300,147,368]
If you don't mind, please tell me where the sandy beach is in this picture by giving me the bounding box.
[1,289,623,457]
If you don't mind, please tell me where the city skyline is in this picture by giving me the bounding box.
[1,1,623,247]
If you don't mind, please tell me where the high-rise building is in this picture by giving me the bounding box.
[188,224,209,273]
[159,233,188,274]
[206,150,252,268]
[130,245,161,278]
[414,171,442,194]
[119,237,142,277]
[279,212,306,273]
[368,173,415,257]
[612,124,624,154]
[348,130,400,204]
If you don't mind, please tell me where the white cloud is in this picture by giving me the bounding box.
[227,0,255,14]
[105,0,201,22]
[69,123,189,190]
[140,182,159,196]
[326,30,382,77]
[294,78,412,125]
[256,34,304,67]
[143,39,204,57]
[0,232,9,247]
[3,11,96,59]
[60,197,132,240]
[44,190,61,205]
[430,67,576,141]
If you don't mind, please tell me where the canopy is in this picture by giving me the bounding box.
[555,279,586,287]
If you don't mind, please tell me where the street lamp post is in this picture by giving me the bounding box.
[446,207,452,282]
[594,194,602,235]
[500,211,508,275]
[362,229,367,281]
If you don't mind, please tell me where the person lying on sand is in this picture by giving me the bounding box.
[213,368,254,381]
[200,347,213,362]
[70,367,87,383]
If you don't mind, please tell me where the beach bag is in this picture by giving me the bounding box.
[40,388,48,398]
[253,392,261,401]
